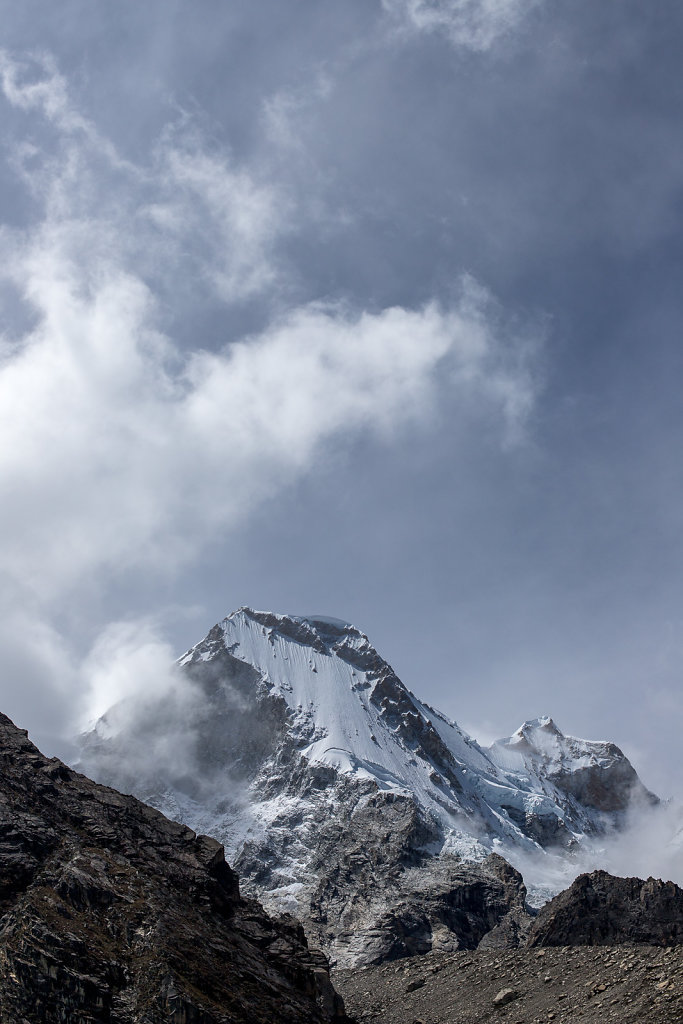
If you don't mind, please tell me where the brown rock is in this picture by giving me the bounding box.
[493,986,519,1006]
[405,978,426,993]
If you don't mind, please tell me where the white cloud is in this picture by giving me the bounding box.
[505,798,683,902]
[262,73,334,153]
[382,0,542,51]
[0,50,285,306]
[0,239,535,597]
[80,619,186,729]
[0,51,542,742]
[0,590,77,740]
[0,50,86,132]
[76,618,211,798]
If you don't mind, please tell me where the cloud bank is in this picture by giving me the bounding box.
[0,50,541,745]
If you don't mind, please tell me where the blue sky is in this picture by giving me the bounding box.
[1,0,682,797]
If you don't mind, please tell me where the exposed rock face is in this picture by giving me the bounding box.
[308,848,531,966]
[0,712,347,1023]
[527,870,683,947]
[78,608,658,966]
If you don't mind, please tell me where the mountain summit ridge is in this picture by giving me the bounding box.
[80,607,657,965]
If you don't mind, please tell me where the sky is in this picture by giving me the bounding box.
[0,0,682,799]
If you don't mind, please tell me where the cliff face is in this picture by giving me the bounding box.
[0,713,347,1024]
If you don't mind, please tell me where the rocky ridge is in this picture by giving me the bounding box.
[0,712,347,1023]
[528,869,683,947]
[79,608,659,967]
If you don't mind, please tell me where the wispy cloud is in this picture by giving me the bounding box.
[262,72,334,154]
[0,49,286,304]
[0,49,88,132]
[381,0,542,51]
[146,124,286,303]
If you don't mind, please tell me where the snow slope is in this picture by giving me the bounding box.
[175,609,648,846]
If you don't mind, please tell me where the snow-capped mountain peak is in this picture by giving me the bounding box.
[176,607,486,820]
[78,607,658,965]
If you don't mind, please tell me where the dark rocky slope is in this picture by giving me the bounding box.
[527,869,683,947]
[306,839,533,965]
[0,712,348,1023]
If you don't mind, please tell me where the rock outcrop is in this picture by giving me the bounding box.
[0,712,347,1023]
[527,869,683,947]
[308,846,531,966]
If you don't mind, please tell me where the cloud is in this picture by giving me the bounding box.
[0,49,285,305]
[0,50,542,742]
[0,49,87,133]
[262,72,334,154]
[504,798,683,904]
[146,124,286,303]
[75,618,215,803]
[0,245,536,597]
[80,620,183,729]
[381,0,542,51]
[0,588,77,743]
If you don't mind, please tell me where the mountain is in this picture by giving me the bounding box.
[79,608,657,966]
[0,710,347,1023]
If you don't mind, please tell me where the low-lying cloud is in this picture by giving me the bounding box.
[77,620,209,800]
[503,798,683,905]
[0,265,536,596]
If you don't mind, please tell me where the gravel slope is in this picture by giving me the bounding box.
[335,944,683,1024]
